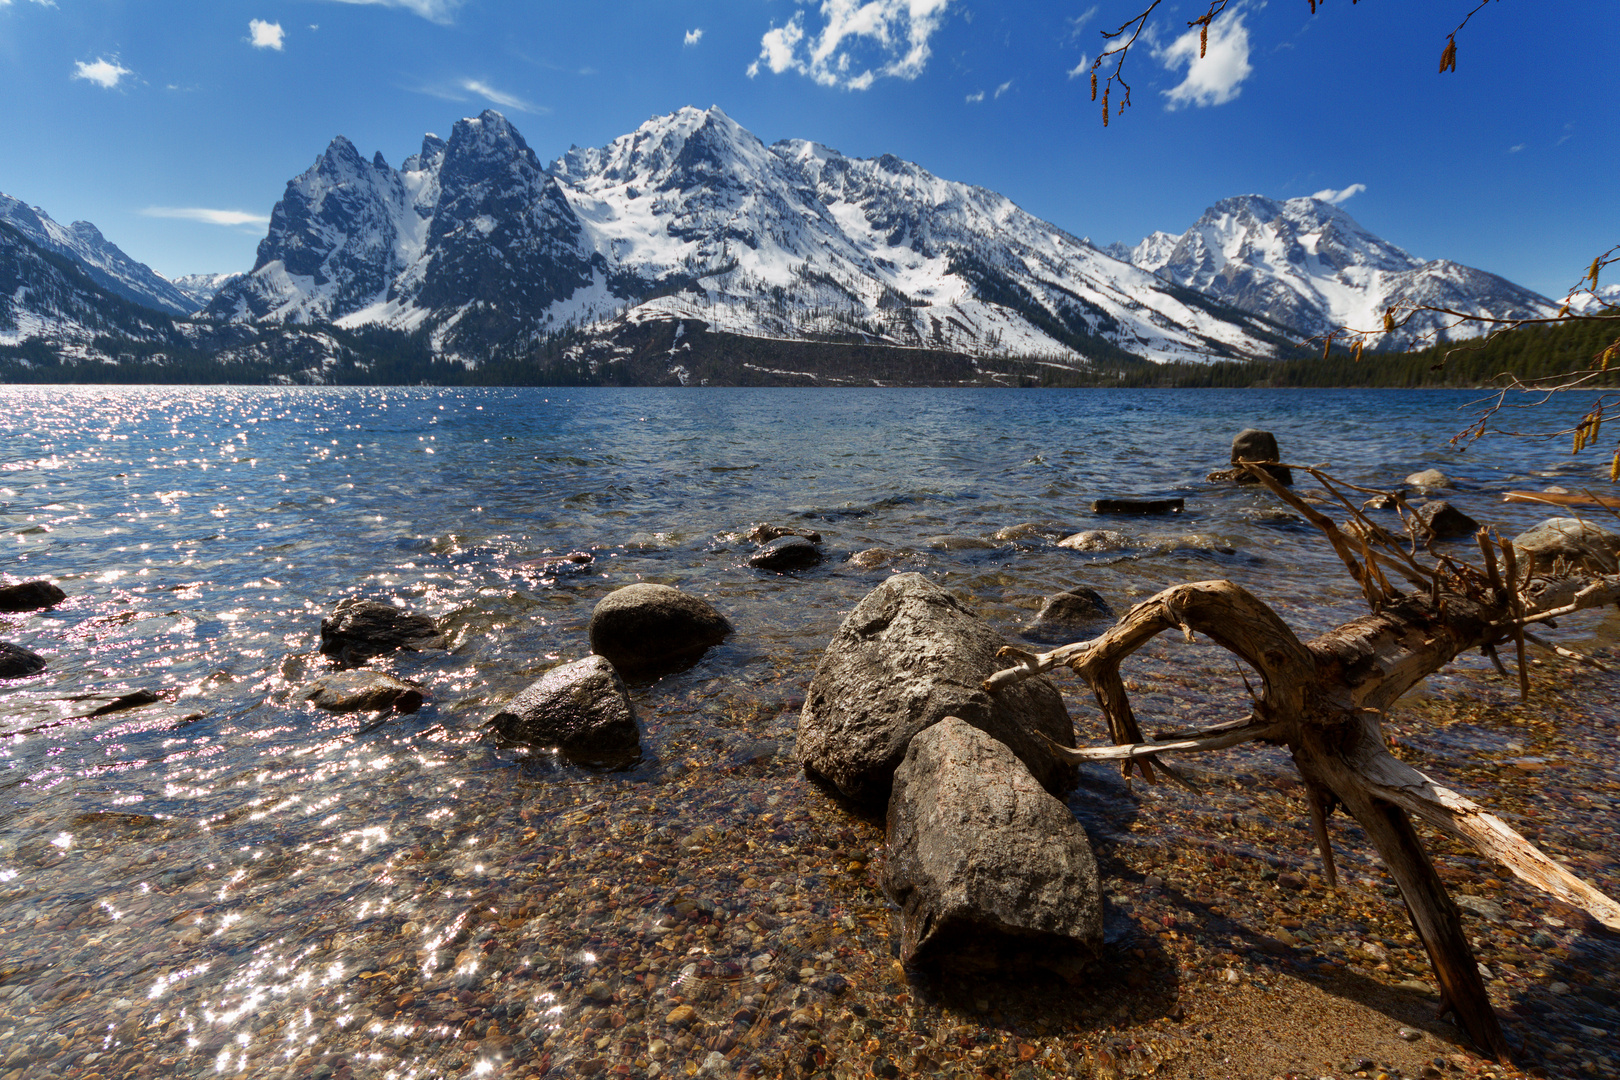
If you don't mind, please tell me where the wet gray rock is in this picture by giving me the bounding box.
[1454,894,1506,923]
[847,548,903,570]
[487,655,640,764]
[749,535,823,571]
[587,583,731,673]
[319,598,445,666]
[1208,428,1293,485]
[0,580,66,613]
[991,522,1071,543]
[0,641,47,679]
[1057,529,1127,551]
[303,670,426,713]
[925,535,1000,550]
[1021,587,1115,645]
[747,523,822,545]
[883,717,1102,967]
[796,572,1076,805]
[1405,468,1453,490]
[1512,517,1620,576]
[1411,500,1480,541]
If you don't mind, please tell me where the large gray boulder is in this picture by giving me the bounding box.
[1512,517,1620,576]
[0,580,66,613]
[0,642,47,679]
[796,573,1076,805]
[488,655,640,765]
[319,598,445,666]
[883,717,1102,968]
[303,670,426,714]
[588,584,731,672]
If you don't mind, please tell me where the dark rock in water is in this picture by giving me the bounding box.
[1092,497,1184,515]
[925,535,1000,550]
[319,598,445,666]
[847,548,903,570]
[1512,517,1620,576]
[517,550,594,575]
[304,670,425,713]
[749,535,823,571]
[1361,491,1405,511]
[588,583,731,672]
[0,641,47,678]
[0,580,67,613]
[883,717,1102,968]
[488,655,639,765]
[1411,500,1480,541]
[796,572,1076,806]
[747,523,822,545]
[1208,428,1293,485]
[1021,587,1115,644]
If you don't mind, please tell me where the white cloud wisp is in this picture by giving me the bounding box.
[72,57,133,89]
[1156,6,1252,109]
[142,207,272,227]
[1310,183,1366,205]
[684,28,703,47]
[459,78,546,114]
[249,19,285,50]
[747,0,954,91]
[321,0,461,25]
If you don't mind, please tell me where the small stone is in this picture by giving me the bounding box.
[302,670,425,714]
[665,1005,696,1027]
[1405,468,1452,490]
[1223,968,1240,984]
[585,981,613,1004]
[1410,500,1480,542]
[0,641,47,679]
[1056,529,1128,551]
[696,1051,727,1078]
[319,598,444,666]
[747,523,821,545]
[588,584,731,673]
[1398,1027,1422,1041]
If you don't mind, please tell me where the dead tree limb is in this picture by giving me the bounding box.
[988,465,1620,1063]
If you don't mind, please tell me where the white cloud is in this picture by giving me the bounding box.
[320,0,462,25]
[459,78,547,114]
[72,57,133,89]
[1155,5,1252,109]
[684,28,703,47]
[1508,143,1525,154]
[746,0,955,91]
[993,79,1011,99]
[1067,5,1099,39]
[1,0,60,8]
[142,207,271,227]
[1066,54,1090,79]
[1310,183,1366,205]
[965,90,984,103]
[249,19,285,50]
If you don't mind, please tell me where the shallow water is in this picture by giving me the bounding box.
[1,385,1617,1080]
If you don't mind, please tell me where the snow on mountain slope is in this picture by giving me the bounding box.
[0,221,177,350]
[1119,195,1556,349]
[0,193,196,316]
[210,106,1301,366]
[170,271,245,310]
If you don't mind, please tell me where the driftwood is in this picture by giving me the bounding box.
[987,462,1620,1063]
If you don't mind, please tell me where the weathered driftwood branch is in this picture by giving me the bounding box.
[987,465,1620,1063]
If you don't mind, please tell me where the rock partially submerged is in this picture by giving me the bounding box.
[883,717,1102,969]
[1091,497,1184,515]
[1411,500,1480,541]
[1406,468,1454,490]
[0,641,47,679]
[303,670,426,714]
[488,655,640,765]
[1057,529,1128,552]
[1512,517,1620,576]
[1207,428,1293,485]
[0,580,66,613]
[796,573,1075,805]
[747,523,822,545]
[588,584,731,673]
[1021,587,1115,644]
[319,598,445,666]
[749,535,823,571]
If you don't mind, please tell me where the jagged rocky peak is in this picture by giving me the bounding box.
[402,134,447,173]
[552,106,767,193]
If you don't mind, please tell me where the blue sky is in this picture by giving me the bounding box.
[1,0,1614,298]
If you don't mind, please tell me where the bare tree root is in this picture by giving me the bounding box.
[986,464,1620,1063]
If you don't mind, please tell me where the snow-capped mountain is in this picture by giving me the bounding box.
[171,271,244,310]
[0,193,197,316]
[1115,195,1557,349]
[208,107,1301,366]
[1566,283,1620,315]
